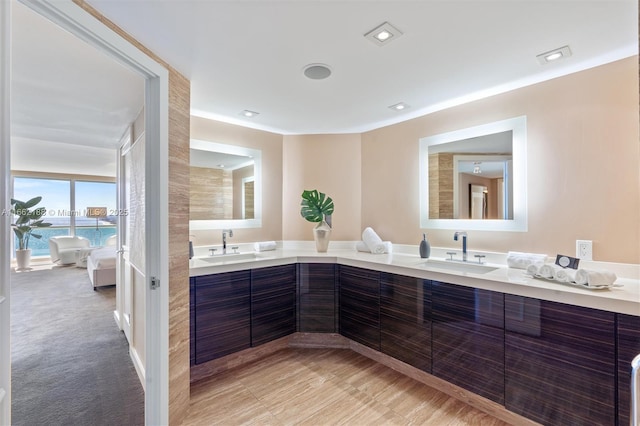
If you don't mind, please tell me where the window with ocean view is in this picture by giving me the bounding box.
[12,176,116,258]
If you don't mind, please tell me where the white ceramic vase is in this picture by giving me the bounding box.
[313,220,331,253]
[15,248,32,271]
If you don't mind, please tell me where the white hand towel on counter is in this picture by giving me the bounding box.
[554,268,577,283]
[506,251,548,269]
[525,263,542,276]
[253,241,277,252]
[362,227,386,254]
[355,240,393,254]
[538,264,561,279]
[574,269,617,287]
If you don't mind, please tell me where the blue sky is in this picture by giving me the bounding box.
[13,177,116,221]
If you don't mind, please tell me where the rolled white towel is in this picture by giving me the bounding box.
[554,268,577,283]
[538,264,560,279]
[525,263,541,276]
[355,240,392,254]
[253,241,277,252]
[362,227,386,254]
[575,269,617,287]
[506,251,548,269]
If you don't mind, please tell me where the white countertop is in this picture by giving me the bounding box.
[189,242,640,316]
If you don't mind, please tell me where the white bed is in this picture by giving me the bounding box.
[86,236,117,290]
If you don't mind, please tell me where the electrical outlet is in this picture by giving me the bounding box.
[576,240,593,261]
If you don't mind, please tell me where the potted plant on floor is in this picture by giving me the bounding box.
[11,196,52,271]
[300,189,334,253]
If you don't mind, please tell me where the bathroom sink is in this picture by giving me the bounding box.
[423,259,499,274]
[196,252,259,263]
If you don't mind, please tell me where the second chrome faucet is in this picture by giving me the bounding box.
[222,229,233,254]
[453,231,468,261]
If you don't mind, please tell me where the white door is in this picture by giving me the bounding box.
[117,130,133,342]
[0,1,11,422]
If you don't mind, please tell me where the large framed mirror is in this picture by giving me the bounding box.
[419,116,527,231]
[189,139,262,230]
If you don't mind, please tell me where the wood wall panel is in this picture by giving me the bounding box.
[189,166,232,220]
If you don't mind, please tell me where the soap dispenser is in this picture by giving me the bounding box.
[419,234,431,259]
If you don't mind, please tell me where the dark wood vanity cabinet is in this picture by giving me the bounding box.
[251,264,297,347]
[617,313,640,426]
[298,263,337,333]
[192,270,251,364]
[504,295,616,425]
[338,265,381,351]
[380,273,431,372]
[190,277,196,366]
[431,281,505,404]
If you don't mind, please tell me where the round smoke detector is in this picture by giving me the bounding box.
[303,63,332,80]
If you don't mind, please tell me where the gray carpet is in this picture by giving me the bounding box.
[11,266,145,426]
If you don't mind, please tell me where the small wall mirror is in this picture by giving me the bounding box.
[189,139,262,230]
[419,116,527,231]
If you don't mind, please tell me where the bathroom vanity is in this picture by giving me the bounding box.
[189,246,640,426]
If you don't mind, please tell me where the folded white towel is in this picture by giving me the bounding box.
[506,251,548,269]
[253,241,277,252]
[538,264,561,279]
[554,268,577,283]
[355,240,393,254]
[362,227,386,254]
[575,269,617,287]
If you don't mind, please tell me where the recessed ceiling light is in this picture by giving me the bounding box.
[240,110,259,117]
[365,22,403,46]
[536,45,572,65]
[389,102,409,111]
[303,63,332,80]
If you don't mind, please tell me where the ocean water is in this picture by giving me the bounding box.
[13,225,117,258]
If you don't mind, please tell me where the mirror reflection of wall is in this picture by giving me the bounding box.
[190,148,255,221]
[427,131,512,220]
[419,115,527,232]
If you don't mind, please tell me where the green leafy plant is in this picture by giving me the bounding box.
[300,189,334,224]
[11,196,52,250]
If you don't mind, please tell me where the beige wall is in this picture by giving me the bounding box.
[282,134,362,241]
[190,117,283,246]
[361,57,639,263]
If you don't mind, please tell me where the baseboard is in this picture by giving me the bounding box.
[129,345,146,391]
[288,332,350,348]
[190,335,291,383]
[112,310,122,331]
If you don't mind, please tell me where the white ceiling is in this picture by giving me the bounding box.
[10,2,144,176]
[9,1,638,176]
[85,0,637,135]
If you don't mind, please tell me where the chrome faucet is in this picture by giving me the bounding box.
[453,231,468,261]
[222,229,233,254]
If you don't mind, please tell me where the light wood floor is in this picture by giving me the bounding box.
[182,348,511,425]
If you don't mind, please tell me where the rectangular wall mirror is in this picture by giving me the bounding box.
[419,116,527,232]
[189,139,262,230]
